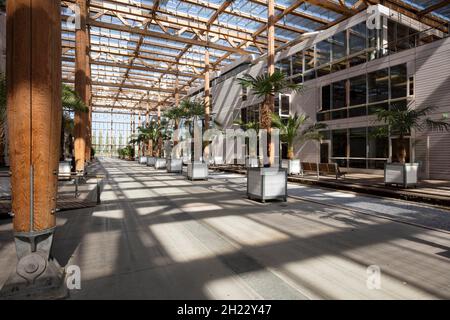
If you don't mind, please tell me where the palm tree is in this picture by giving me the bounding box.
[271,113,327,160]
[129,122,159,157]
[374,104,450,163]
[237,70,302,164]
[61,84,89,161]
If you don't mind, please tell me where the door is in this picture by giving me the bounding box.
[320,142,329,164]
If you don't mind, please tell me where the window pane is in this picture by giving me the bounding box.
[303,70,315,81]
[368,126,389,159]
[317,65,331,77]
[332,31,347,61]
[274,95,280,114]
[349,106,367,117]
[332,80,347,109]
[350,127,367,158]
[396,22,416,51]
[332,129,347,157]
[316,40,331,66]
[368,68,389,102]
[321,85,331,111]
[276,58,291,76]
[349,22,367,54]
[281,95,290,115]
[292,52,303,75]
[332,109,347,120]
[349,75,366,106]
[390,64,407,99]
[304,47,315,71]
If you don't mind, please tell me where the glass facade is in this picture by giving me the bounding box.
[325,126,389,169]
[92,111,138,156]
[318,63,408,121]
[273,17,444,84]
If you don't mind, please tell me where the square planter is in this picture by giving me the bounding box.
[58,161,72,180]
[187,161,208,181]
[245,157,259,168]
[214,156,224,165]
[182,156,191,165]
[146,156,156,166]
[154,158,167,169]
[247,167,287,202]
[167,159,183,173]
[288,159,301,175]
[384,163,419,188]
[139,156,147,165]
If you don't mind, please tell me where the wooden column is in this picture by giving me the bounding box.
[267,0,276,166]
[138,111,142,156]
[267,0,275,76]
[7,0,62,233]
[85,26,92,162]
[74,0,88,172]
[175,74,180,106]
[204,49,211,131]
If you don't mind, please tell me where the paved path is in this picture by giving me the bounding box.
[1,158,449,299]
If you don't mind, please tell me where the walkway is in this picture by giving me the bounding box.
[1,158,450,299]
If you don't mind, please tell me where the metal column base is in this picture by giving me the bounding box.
[0,231,67,300]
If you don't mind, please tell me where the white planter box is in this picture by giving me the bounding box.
[154,158,167,169]
[288,159,301,175]
[167,159,183,173]
[247,167,287,202]
[146,156,156,166]
[139,156,147,165]
[58,161,72,180]
[246,157,259,168]
[182,156,191,165]
[214,157,224,165]
[187,161,208,181]
[385,163,419,188]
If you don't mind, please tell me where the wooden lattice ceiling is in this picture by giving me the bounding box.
[60,0,450,114]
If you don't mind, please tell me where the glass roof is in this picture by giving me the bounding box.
[60,0,450,113]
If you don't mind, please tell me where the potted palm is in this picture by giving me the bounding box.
[233,120,260,168]
[60,84,88,178]
[374,104,450,188]
[272,113,327,175]
[164,105,184,173]
[129,124,155,165]
[154,119,170,170]
[181,99,208,181]
[238,70,301,202]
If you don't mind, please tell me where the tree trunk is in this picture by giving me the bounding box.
[398,137,407,164]
[261,96,274,167]
[287,144,294,160]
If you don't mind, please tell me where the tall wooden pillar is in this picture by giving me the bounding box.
[138,111,142,156]
[267,0,276,166]
[74,0,88,172]
[204,49,211,131]
[85,26,92,162]
[175,74,180,107]
[7,0,62,234]
[2,0,66,297]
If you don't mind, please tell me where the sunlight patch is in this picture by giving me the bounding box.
[204,216,289,246]
[93,209,124,219]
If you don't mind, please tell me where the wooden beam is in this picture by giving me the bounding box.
[7,0,62,233]
[89,19,252,55]
[418,0,450,17]
[253,0,305,37]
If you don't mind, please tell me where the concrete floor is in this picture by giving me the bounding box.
[1,157,450,299]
